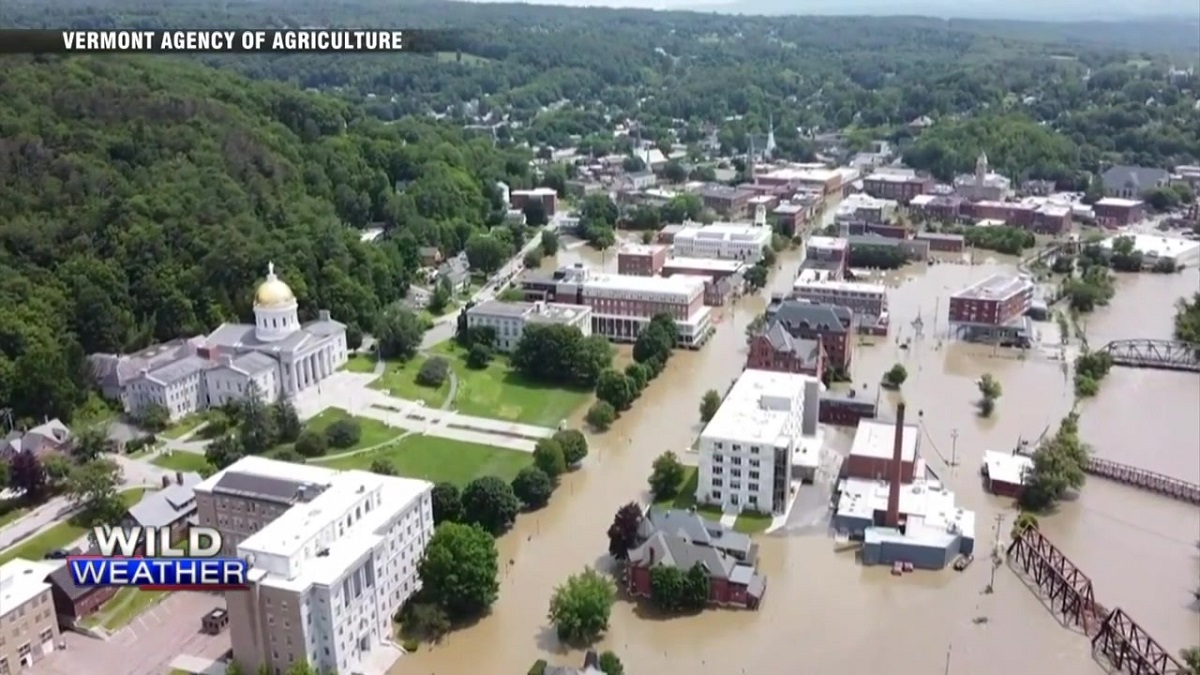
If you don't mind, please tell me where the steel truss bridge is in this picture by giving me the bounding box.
[1098,340,1200,373]
[1007,527,1188,674]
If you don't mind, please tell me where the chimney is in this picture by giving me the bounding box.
[161,475,170,489]
[318,309,331,321]
[175,471,184,485]
[885,403,906,528]
[648,546,655,565]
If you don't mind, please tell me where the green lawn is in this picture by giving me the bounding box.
[151,451,212,474]
[321,435,530,485]
[369,356,451,408]
[0,498,30,528]
[653,466,701,510]
[305,408,405,454]
[652,467,770,533]
[734,511,773,534]
[160,410,217,440]
[0,489,146,565]
[433,343,590,427]
[81,587,168,631]
[343,353,378,373]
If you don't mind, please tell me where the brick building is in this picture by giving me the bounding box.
[1093,198,1145,228]
[818,391,878,427]
[862,169,933,204]
[509,187,558,216]
[616,243,669,276]
[914,232,965,253]
[948,274,1034,328]
[46,565,119,625]
[764,299,853,372]
[699,184,756,217]
[745,322,826,379]
[844,419,920,482]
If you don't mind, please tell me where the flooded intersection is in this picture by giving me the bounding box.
[400,246,1200,675]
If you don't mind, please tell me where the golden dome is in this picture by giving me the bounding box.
[255,262,295,307]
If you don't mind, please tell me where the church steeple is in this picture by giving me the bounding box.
[766,113,777,159]
[746,137,756,182]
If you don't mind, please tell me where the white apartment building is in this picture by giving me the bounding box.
[696,369,822,515]
[213,457,433,675]
[671,221,772,263]
[792,278,889,319]
[466,300,593,351]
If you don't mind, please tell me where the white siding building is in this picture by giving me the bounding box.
[671,222,772,262]
[696,369,822,515]
[218,457,433,675]
[120,263,348,421]
[465,300,593,351]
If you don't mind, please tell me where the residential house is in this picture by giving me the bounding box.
[418,247,443,267]
[764,299,854,372]
[1,420,72,460]
[1101,166,1170,199]
[746,321,826,379]
[626,507,766,609]
[122,471,204,553]
[45,564,119,626]
[438,252,471,293]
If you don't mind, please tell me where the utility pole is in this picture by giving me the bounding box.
[949,428,959,468]
[988,513,1006,591]
[944,644,952,675]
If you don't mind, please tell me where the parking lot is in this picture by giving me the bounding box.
[37,592,230,675]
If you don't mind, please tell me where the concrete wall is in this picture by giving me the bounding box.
[863,538,958,570]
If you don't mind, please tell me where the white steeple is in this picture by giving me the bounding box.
[766,113,777,159]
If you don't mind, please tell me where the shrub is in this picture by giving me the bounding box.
[294,430,327,457]
[416,356,450,387]
[585,401,616,431]
[325,418,362,448]
[402,639,419,652]
[466,343,493,369]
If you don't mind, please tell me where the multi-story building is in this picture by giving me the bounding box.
[764,298,853,372]
[465,300,593,351]
[198,456,434,675]
[1093,198,1145,228]
[909,194,964,222]
[745,322,825,379]
[844,418,920,482]
[660,257,746,306]
[1171,165,1200,192]
[696,369,822,515]
[834,193,898,225]
[671,222,772,263]
[792,279,888,322]
[755,166,845,195]
[954,153,1012,202]
[948,274,1034,328]
[93,264,348,422]
[519,265,713,348]
[771,195,822,236]
[0,559,63,672]
[861,169,933,204]
[509,187,558,216]
[1101,165,1169,199]
[698,184,756,217]
[616,244,669,276]
[801,236,849,279]
[914,232,966,253]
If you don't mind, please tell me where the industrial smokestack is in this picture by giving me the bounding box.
[885,403,906,527]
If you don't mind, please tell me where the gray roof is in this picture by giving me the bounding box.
[46,562,94,602]
[212,471,328,505]
[127,472,204,527]
[759,322,822,368]
[2,418,72,456]
[468,300,531,318]
[847,234,905,249]
[628,529,764,596]
[438,253,470,282]
[230,352,277,374]
[767,300,851,334]
[205,314,344,358]
[639,507,754,560]
[145,355,209,385]
[1101,165,1169,192]
[88,337,205,389]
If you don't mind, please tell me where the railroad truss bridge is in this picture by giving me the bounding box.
[1099,340,1200,373]
[1007,527,1188,674]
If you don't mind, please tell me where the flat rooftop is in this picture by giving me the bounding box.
[836,477,976,542]
[619,243,668,256]
[1096,197,1142,208]
[1101,233,1200,261]
[196,454,338,494]
[848,419,919,462]
[469,300,588,324]
[661,257,746,273]
[584,273,706,296]
[760,167,840,183]
[701,369,820,447]
[952,274,1033,302]
[983,450,1033,486]
[0,558,63,614]
[865,169,920,182]
[909,194,936,206]
[675,221,772,240]
[807,236,848,251]
[793,278,887,296]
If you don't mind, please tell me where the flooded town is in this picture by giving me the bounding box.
[403,220,1200,674]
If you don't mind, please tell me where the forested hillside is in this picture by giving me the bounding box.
[13,0,1200,172]
[0,55,535,424]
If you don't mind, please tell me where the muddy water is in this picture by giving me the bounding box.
[399,245,1200,675]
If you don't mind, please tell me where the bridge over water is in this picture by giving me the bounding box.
[1098,340,1200,373]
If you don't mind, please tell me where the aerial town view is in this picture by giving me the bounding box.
[1,1,1199,674]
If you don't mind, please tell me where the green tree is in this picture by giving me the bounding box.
[533,438,567,478]
[138,404,171,433]
[1174,293,1200,344]
[523,249,544,269]
[597,651,625,675]
[540,230,559,256]
[324,418,361,449]
[428,278,453,315]
[66,459,124,524]
[595,369,636,411]
[399,602,451,641]
[977,373,1002,417]
[0,461,8,492]
[585,401,616,431]
[466,343,493,369]
[523,199,549,227]
[71,425,110,463]
[416,357,451,387]
[648,565,688,611]
[1010,512,1039,540]
[272,397,302,443]
[606,502,643,559]
[465,233,509,274]
[512,466,554,509]
[8,451,47,501]
[369,459,396,475]
[682,562,711,610]
[431,482,463,524]
[42,454,72,488]
[699,389,721,422]
[547,567,616,644]
[461,475,520,534]
[418,522,500,620]
[376,305,425,361]
[744,265,768,290]
[553,429,588,466]
[624,362,649,392]
[883,364,908,389]
[293,430,327,458]
[238,382,278,455]
[1180,647,1200,673]
[648,451,686,501]
[205,433,244,470]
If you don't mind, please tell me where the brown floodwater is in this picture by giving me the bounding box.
[398,243,1200,675]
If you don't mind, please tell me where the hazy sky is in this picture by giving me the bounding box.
[461,0,1200,21]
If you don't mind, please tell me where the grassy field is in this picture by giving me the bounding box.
[433,343,589,427]
[322,435,530,485]
[160,410,218,440]
[151,451,212,474]
[82,588,168,632]
[734,511,773,534]
[652,466,771,533]
[305,408,404,454]
[343,353,378,373]
[369,356,451,408]
[0,489,147,565]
